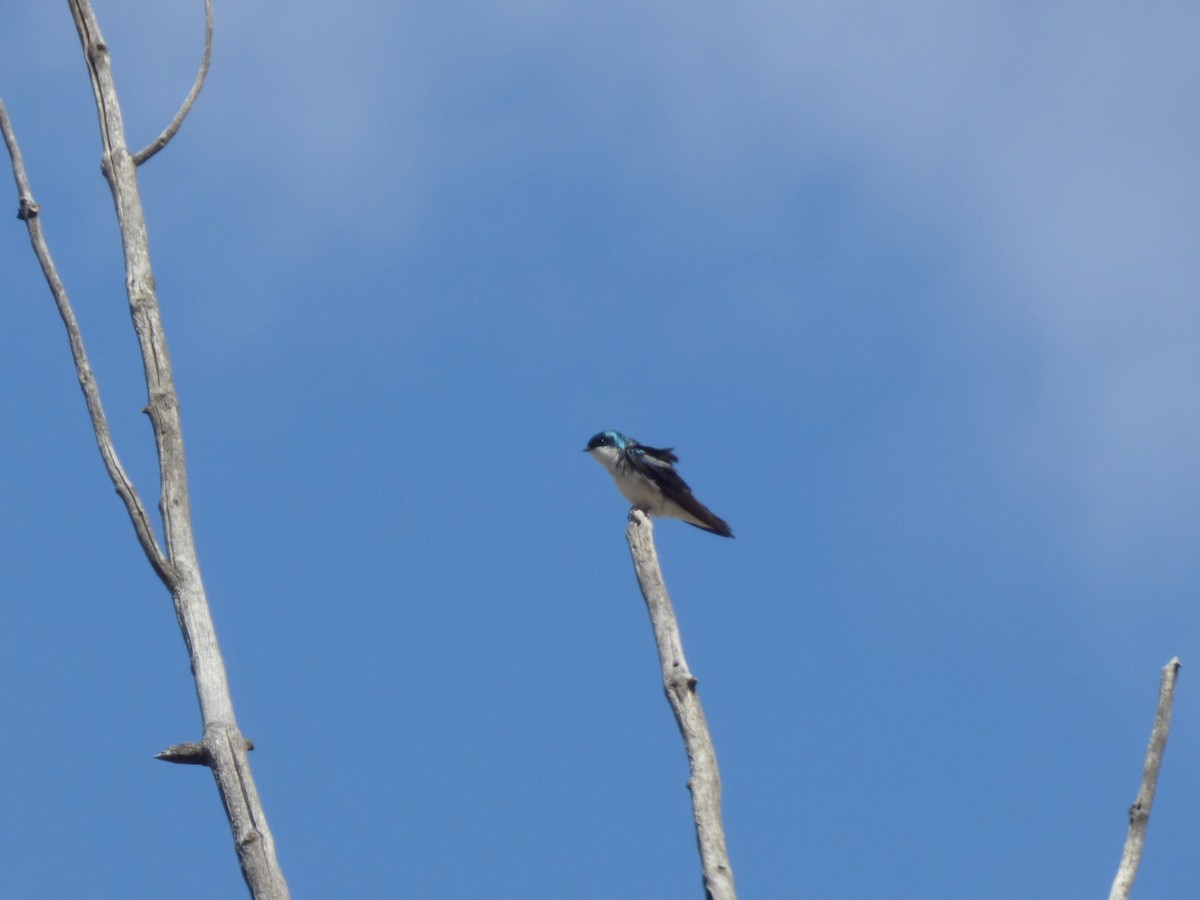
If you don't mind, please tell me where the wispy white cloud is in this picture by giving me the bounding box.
[7,1,1197,575]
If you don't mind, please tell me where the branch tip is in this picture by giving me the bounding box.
[1108,656,1182,900]
[625,509,735,899]
[156,741,210,765]
[132,0,213,165]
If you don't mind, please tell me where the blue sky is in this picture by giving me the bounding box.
[2,2,1199,897]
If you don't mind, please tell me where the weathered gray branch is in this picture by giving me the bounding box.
[2,4,289,897]
[1108,657,1181,900]
[625,510,736,900]
[0,97,173,584]
[132,0,213,166]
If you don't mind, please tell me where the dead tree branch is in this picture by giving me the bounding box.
[2,4,289,896]
[0,97,173,583]
[625,510,736,900]
[132,0,213,166]
[1108,657,1181,900]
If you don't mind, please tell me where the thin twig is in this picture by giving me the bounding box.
[0,97,174,584]
[625,510,736,900]
[1108,657,1181,900]
[132,0,213,166]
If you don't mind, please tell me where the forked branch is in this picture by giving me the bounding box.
[0,97,172,583]
[4,4,290,897]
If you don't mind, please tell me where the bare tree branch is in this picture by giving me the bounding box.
[625,510,736,900]
[1108,657,1181,900]
[64,2,289,895]
[155,741,212,765]
[0,97,174,583]
[2,5,289,896]
[132,0,213,166]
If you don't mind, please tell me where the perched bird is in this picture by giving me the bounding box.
[584,429,733,537]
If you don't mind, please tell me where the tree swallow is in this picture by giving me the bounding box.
[584,430,733,537]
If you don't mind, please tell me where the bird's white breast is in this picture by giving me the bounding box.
[588,446,665,511]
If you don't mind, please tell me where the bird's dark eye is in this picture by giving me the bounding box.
[586,432,613,450]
